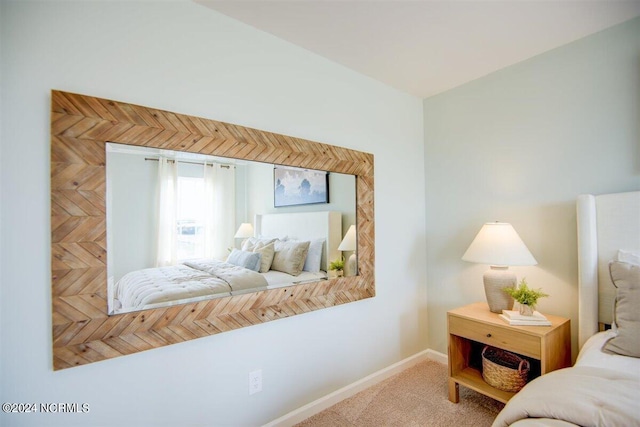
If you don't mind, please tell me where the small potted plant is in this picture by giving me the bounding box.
[504,278,548,316]
[329,258,345,277]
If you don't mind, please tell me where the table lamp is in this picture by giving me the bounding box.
[338,225,357,276]
[234,223,254,247]
[462,222,537,313]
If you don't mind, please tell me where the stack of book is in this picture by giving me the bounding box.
[499,309,551,326]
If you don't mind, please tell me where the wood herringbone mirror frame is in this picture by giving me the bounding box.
[50,91,374,369]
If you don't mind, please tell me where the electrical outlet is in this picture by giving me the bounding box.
[249,369,262,395]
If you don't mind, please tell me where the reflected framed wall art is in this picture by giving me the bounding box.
[274,166,330,207]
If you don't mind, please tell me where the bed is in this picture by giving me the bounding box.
[110,211,342,313]
[493,191,640,427]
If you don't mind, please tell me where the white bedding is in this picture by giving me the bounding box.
[263,270,328,288]
[493,331,640,427]
[493,367,639,427]
[576,330,640,378]
[113,260,327,313]
[114,259,268,312]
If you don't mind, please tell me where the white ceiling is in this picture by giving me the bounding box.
[199,1,640,98]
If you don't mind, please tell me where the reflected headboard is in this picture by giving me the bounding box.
[255,211,342,272]
[577,191,640,348]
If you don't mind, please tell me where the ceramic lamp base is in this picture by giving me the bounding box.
[483,266,516,313]
[345,253,357,277]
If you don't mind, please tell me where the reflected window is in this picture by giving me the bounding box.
[176,176,205,261]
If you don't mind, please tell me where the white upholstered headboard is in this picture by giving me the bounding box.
[254,211,342,272]
[577,191,640,348]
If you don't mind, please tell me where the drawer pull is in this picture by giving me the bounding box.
[486,333,492,338]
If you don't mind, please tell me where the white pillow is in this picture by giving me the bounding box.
[226,249,262,272]
[617,250,640,266]
[272,240,310,276]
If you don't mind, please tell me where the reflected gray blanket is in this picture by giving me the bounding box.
[492,366,640,427]
[183,259,268,295]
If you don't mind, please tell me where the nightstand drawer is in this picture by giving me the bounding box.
[449,316,540,359]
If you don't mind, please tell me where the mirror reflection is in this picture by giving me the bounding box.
[106,143,356,315]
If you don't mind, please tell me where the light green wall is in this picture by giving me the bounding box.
[244,161,357,235]
[107,151,158,282]
[1,1,424,426]
[424,17,640,357]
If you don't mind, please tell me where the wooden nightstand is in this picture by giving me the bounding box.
[448,302,571,404]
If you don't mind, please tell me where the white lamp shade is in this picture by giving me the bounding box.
[234,223,254,239]
[338,225,357,251]
[462,222,537,266]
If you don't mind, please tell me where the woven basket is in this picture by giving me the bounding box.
[482,346,530,392]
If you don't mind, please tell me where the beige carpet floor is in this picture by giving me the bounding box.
[295,360,504,427]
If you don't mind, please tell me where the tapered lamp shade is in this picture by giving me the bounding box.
[338,225,357,251]
[462,222,537,313]
[338,225,357,276]
[234,223,254,239]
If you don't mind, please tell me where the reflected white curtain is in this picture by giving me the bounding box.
[204,163,235,260]
[155,157,178,267]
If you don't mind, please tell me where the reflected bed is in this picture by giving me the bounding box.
[110,211,342,313]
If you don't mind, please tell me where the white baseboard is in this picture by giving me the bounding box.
[425,348,448,365]
[263,348,448,427]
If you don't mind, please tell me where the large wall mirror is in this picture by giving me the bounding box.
[106,142,356,315]
[51,91,374,369]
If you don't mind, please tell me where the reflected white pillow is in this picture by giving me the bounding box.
[226,249,262,272]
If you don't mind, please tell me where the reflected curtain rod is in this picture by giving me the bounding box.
[144,157,233,169]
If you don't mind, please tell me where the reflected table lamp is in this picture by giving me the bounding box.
[462,222,537,313]
[234,223,254,248]
[338,225,357,277]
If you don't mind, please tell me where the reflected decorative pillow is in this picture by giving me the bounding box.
[253,241,275,273]
[226,249,262,272]
[295,238,324,272]
[271,240,310,276]
[603,261,640,358]
[242,237,276,252]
